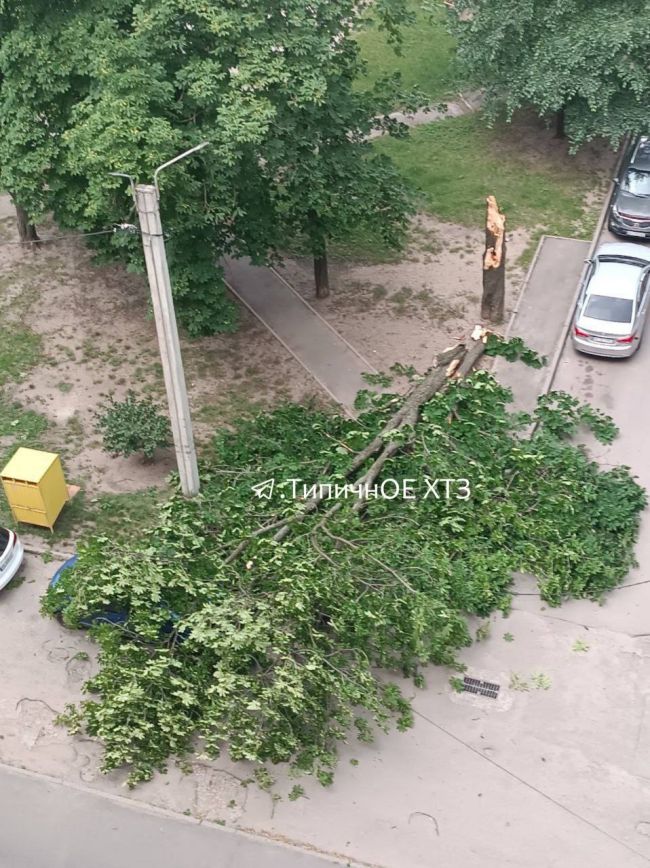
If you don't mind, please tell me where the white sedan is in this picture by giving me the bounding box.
[0,527,24,590]
[572,242,650,358]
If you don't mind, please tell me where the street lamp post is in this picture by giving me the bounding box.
[110,142,209,497]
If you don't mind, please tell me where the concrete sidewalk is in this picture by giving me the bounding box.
[0,763,344,868]
[224,235,589,421]
[492,235,590,414]
[223,257,376,414]
[368,89,483,140]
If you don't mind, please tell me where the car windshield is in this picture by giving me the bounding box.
[0,527,9,555]
[584,294,634,323]
[622,169,650,196]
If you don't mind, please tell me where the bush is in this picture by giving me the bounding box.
[96,392,171,461]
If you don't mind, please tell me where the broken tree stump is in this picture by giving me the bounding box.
[481,195,506,324]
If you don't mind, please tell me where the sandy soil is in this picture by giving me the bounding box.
[0,213,320,496]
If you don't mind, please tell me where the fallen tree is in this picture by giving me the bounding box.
[43,331,646,790]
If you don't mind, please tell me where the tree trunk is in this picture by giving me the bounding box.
[555,108,566,139]
[481,195,506,324]
[14,201,39,244]
[314,250,330,299]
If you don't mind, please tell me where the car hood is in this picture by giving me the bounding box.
[614,189,650,218]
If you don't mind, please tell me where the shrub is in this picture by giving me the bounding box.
[96,392,171,461]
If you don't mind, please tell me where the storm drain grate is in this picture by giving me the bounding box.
[462,676,500,699]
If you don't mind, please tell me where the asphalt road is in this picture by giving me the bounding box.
[546,226,650,633]
[0,764,344,868]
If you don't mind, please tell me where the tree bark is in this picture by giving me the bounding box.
[14,201,39,244]
[481,195,506,324]
[555,108,566,139]
[314,249,330,299]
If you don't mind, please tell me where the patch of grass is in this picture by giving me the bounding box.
[417,290,465,322]
[375,113,607,252]
[65,412,84,439]
[572,638,589,653]
[56,345,76,362]
[0,485,89,542]
[57,381,73,393]
[197,391,266,428]
[329,225,404,265]
[283,224,403,266]
[390,286,413,313]
[531,672,552,691]
[81,338,102,362]
[509,672,530,692]
[90,488,164,542]
[0,327,41,387]
[356,0,459,104]
[0,487,166,546]
[0,396,48,443]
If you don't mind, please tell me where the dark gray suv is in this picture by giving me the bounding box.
[609,136,650,240]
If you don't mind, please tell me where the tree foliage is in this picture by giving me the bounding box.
[443,0,650,146]
[0,0,420,333]
[42,343,645,788]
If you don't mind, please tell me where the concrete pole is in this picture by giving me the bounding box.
[134,184,200,496]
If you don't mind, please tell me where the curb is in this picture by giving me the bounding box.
[24,544,72,561]
[502,233,549,342]
[0,761,358,868]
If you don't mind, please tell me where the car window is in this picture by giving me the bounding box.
[584,295,634,323]
[639,277,648,304]
[622,169,650,196]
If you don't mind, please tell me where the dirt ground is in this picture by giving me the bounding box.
[279,215,531,373]
[0,210,320,497]
[0,197,582,509]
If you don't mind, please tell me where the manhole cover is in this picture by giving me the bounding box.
[462,676,500,699]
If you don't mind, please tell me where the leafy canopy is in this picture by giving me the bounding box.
[0,0,420,334]
[43,353,645,789]
[442,0,650,146]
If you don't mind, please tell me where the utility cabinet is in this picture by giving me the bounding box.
[1,448,69,531]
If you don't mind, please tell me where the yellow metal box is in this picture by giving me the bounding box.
[1,448,69,531]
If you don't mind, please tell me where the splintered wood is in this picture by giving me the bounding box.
[481,195,506,324]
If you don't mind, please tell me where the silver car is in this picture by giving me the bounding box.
[572,242,650,358]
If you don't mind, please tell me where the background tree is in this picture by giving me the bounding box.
[443,0,650,147]
[0,0,97,238]
[0,0,419,330]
